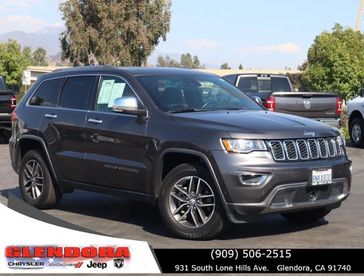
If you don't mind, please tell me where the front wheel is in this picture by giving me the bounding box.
[281,208,331,223]
[159,163,227,240]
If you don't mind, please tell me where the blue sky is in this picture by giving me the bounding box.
[0,0,360,68]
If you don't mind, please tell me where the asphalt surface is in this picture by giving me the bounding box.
[0,137,363,248]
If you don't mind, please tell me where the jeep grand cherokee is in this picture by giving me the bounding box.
[9,67,351,240]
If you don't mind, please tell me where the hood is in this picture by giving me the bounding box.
[171,110,339,139]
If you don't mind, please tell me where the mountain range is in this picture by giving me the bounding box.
[0,26,217,68]
[0,26,63,56]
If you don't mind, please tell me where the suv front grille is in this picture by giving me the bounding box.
[268,137,343,162]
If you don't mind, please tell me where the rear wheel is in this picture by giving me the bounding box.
[350,117,364,147]
[281,208,331,223]
[19,150,62,209]
[159,163,227,240]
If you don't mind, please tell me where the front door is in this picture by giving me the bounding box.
[83,75,151,193]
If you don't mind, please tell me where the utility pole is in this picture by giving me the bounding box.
[355,0,364,31]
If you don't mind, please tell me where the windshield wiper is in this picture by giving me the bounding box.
[169,108,218,114]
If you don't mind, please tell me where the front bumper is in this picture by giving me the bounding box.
[210,151,352,223]
[226,179,349,223]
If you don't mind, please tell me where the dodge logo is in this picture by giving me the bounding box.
[303,100,311,110]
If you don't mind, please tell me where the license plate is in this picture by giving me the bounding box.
[312,168,333,185]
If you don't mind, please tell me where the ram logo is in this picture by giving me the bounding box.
[114,259,124,269]
[303,100,311,110]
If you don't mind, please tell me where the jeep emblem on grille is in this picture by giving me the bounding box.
[304,131,316,137]
[303,100,311,110]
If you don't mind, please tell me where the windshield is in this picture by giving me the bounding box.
[137,74,262,112]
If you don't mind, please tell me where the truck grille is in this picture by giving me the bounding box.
[268,137,343,162]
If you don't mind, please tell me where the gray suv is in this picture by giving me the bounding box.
[9,67,351,240]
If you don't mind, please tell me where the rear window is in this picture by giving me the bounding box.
[29,78,64,107]
[222,75,237,85]
[271,77,292,92]
[237,76,292,93]
[59,76,96,110]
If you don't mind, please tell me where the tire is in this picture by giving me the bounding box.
[281,208,331,223]
[19,150,62,209]
[350,117,364,147]
[159,163,227,240]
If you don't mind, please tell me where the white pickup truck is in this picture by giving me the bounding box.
[348,89,364,147]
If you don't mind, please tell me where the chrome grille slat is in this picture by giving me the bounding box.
[268,137,343,162]
[283,140,298,160]
[296,140,309,160]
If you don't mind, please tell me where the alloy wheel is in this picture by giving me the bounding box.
[352,123,362,143]
[169,176,215,228]
[23,159,44,199]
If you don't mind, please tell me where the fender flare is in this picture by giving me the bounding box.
[16,135,58,180]
[153,148,230,211]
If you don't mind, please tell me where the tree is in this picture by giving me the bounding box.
[0,40,28,86]
[157,55,180,67]
[180,53,203,69]
[180,53,193,68]
[23,47,33,66]
[193,55,203,69]
[220,62,231,70]
[302,23,364,100]
[32,47,48,66]
[239,63,243,70]
[60,0,172,66]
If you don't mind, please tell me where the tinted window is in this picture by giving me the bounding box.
[29,78,64,107]
[59,76,96,110]
[138,74,261,112]
[222,75,236,84]
[271,77,292,92]
[238,77,258,93]
[95,76,139,113]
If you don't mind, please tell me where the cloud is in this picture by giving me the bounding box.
[236,42,301,54]
[185,39,224,50]
[0,15,48,33]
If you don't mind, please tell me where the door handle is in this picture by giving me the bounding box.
[45,114,58,119]
[88,118,103,125]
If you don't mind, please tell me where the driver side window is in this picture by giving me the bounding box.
[95,76,139,113]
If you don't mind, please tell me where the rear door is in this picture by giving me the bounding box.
[83,75,150,193]
[38,75,97,182]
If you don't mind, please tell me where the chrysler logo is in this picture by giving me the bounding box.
[303,100,311,110]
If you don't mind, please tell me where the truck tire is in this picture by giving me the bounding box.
[19,150,62,209]
[159,163,227,240]
[281,208,331,223]
[350,117,364,147]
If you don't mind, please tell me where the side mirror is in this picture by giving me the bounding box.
[360,88,364,97]
[253,96,263,105]
[112,97,146,116]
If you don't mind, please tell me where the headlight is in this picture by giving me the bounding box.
[222,139,267,153]
[339,133,346,147]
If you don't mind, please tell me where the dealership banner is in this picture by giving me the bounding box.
[0,204,160,273]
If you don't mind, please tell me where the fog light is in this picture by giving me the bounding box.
[240,172,268,186]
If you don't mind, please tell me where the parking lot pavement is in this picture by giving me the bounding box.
[0,138,363,248]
